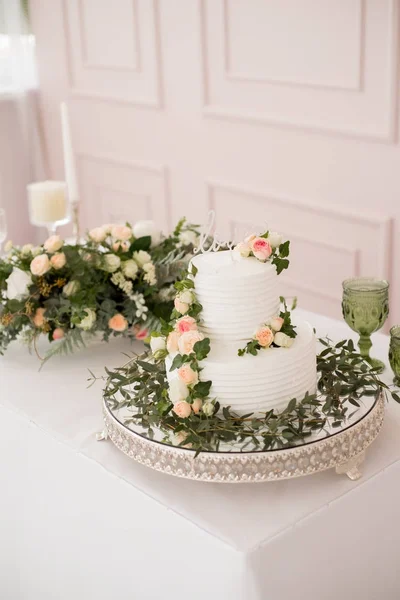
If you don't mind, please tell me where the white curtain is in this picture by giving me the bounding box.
[0,0,48,243]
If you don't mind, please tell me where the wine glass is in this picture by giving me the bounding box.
[0,208,7,254]
[389,325,400,384]
[342,277,389,373]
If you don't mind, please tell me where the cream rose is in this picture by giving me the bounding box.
[174,297,189,315]
[133,250,151,267]
[50,252,66,270]
[274,332,294,348]
[168,378,189,404]
[77,308,96,331]
[268,231,283,249]
[6,267,32,300]
[250,237,273,261]
[89,227,107,243]
[175,316,197,335]
[44,235,63,253]
[269,316,284,332]
[167,331,180,354]
[21,244,33,256]
[4,240,12,253]
[111,225,132,241]
[173,401,192,419]
[255,326,274,348]
[33,307,46,327]
[178,330,204,355]
[202,401,214,417]
[132,220,161,247]
[177,364,199,386]
[121,259,138,279]
[102,254,121,273]
[108,313,128,332]
[30,254,51,276]
[63,280,80,296]
[179,290,194,305]
[150,335,166,355]
[52,328,64,340]
[234,241,251,258]
[192,398,202,414]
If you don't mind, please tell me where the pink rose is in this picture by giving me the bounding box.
[178,330,204,355]
[50,252,66,270]
[167,331,180,353]
[269,316,284,332]
[192,398,202,414]
[44,235,63,253]
[255,326,274,347]
[89,227,107,243]
[175,316,198,335]
[33,307,46,327]
[111,225,132,241]
[173,401,192,419]
[250,237,272,261]
[30,254,51,276]
[52,328,65,340]
[174,297,189,315]
[108,313,128,332]
[134,327,148,341]
[177,364,199,385]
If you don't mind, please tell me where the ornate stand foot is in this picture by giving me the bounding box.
[96,429,108,442]
[336,451,366,480]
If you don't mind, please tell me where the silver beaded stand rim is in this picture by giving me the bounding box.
[102,394,385,483]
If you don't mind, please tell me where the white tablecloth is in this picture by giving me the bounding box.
[1,310,400,600]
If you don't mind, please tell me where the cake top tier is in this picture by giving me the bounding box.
[190,250,280,342]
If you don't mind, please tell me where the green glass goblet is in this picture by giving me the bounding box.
[342,277,389,373]
[389,325,400,384]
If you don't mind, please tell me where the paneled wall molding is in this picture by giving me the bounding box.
[77,152,170,230]
[201,0,399,143]
[63,0,163,107]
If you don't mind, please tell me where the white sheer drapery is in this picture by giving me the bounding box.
[0,0,47,243]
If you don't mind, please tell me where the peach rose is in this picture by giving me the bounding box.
[174,297,189,315]
[50,252,66,270]
[120,241,130,253]
[30,254,51,276]
[44,235,63,253]
[178,330,204,355]
[192,398,202,414]
[112,242,121,252]
[52,328,65,340]
[108,313,128,332]
[269,316,284,332]
[255,326,274,347]
[111,225,132,241]
[177,364,199,385]
[89,227,107,243]
[175,316,198,335]
[173,401,192,419]
[33,307,46,327]
[250,237,272,261]
[167,331,180,353]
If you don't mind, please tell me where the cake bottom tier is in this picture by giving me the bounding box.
[166,319,317,415]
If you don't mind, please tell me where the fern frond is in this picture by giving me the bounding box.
[39,328,89,370]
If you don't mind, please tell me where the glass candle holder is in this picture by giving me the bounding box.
[342,277,389,374]
[27,181,70,237]
[389,326,400,384]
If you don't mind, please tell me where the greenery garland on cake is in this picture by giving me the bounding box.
[0,218,199,363]
[100,263,400,454]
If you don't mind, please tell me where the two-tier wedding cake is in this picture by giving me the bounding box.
[165,232,317,416]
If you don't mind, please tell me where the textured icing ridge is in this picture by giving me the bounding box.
[191,250,280,342]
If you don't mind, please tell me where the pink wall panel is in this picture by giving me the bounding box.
[30,0,400,324]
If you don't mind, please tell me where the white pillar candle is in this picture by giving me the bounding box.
[60,102,79,204]
[27,181,68,224]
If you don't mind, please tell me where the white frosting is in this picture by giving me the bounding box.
[191,250,280,341]
[166,319,317,415]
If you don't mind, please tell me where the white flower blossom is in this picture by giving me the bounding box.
[6,267,32,300]
[77,308,96,331]
[133,250,151,267]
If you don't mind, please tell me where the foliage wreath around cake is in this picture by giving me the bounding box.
[0,218,200,364]
[101,251,400,455]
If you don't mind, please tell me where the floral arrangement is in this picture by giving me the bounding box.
[0,218,199,363]
[234,230,290,274]
[238,297,297,356]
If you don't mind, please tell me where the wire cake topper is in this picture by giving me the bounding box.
[194,210,235,254]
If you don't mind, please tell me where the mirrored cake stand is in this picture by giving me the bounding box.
[97,393,385,483]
